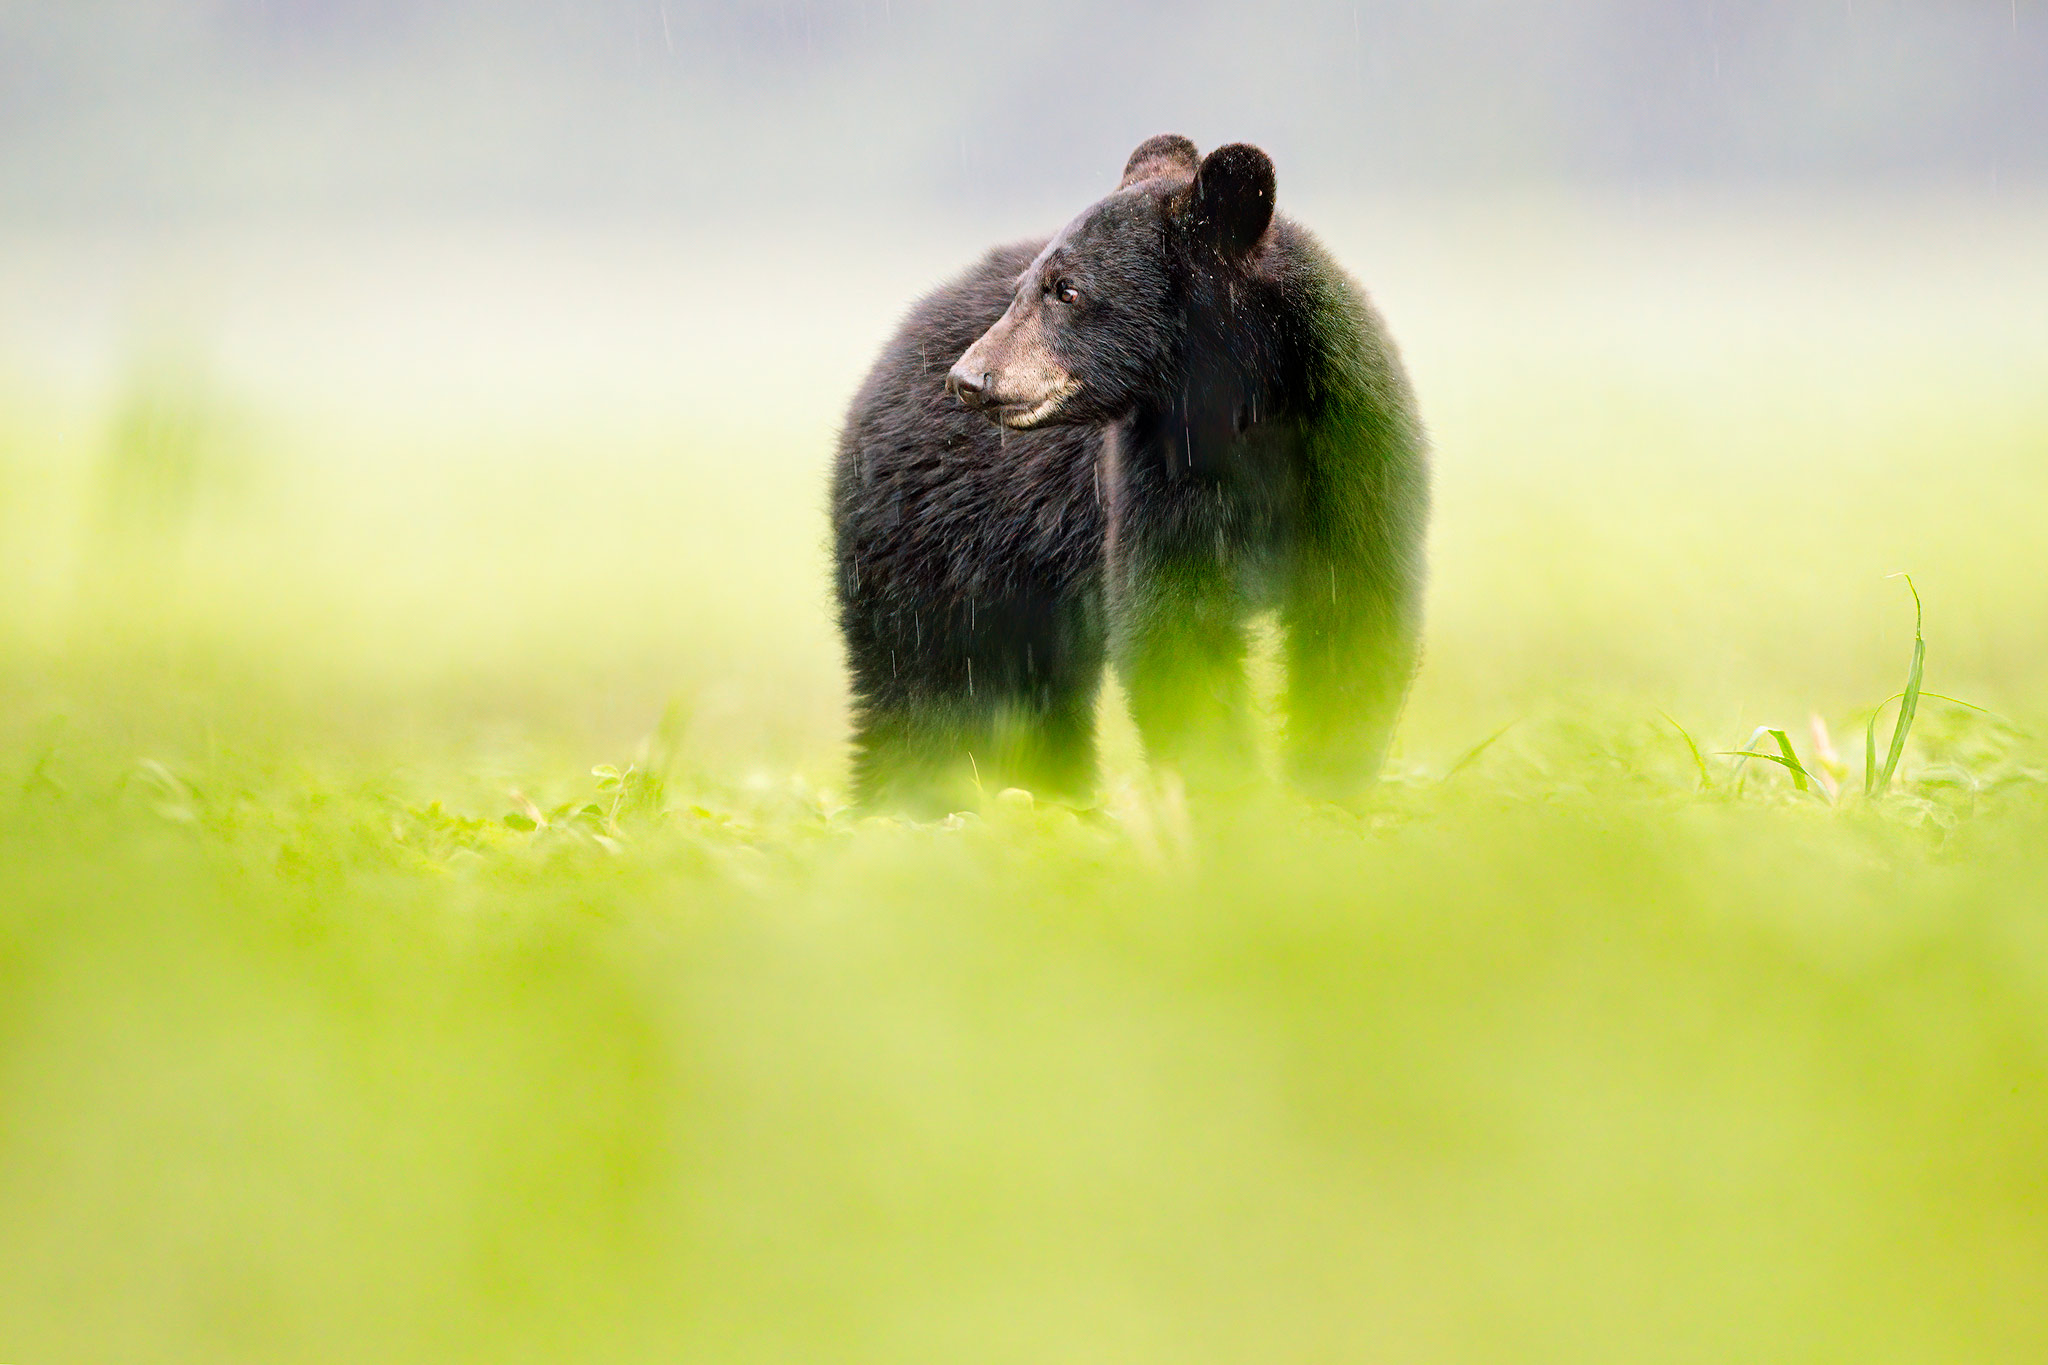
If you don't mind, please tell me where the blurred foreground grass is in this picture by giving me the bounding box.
[6,714,2048,1364]
[4,198,2048,1361]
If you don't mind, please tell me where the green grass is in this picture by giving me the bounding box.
[6,697,2048,1363]
[5,207,2048,1361]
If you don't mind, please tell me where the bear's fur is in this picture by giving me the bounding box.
[831,135,1428,813]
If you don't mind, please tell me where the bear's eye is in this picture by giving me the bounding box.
[1054,280,1079,305]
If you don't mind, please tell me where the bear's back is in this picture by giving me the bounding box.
[1258,217,1422,446]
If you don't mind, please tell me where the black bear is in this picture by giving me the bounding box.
[831,135,1428,813]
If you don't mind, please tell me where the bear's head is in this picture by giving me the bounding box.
[946,135,1276,431]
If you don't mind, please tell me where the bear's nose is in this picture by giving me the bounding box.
[946,364,992,410]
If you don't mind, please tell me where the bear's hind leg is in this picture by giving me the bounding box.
[1279,548,1421,801]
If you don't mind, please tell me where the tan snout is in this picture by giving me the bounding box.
[946,308,1079,430]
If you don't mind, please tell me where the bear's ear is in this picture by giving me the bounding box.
[1187,143,1275,258]
[1118,133,1199,189]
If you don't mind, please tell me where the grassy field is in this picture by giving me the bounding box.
[3,196,2048,1362]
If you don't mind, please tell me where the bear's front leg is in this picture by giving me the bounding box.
[1109,545,1258,790]
[845,588,1105,816]
[850,683,1101,816]
[847,702,989,818]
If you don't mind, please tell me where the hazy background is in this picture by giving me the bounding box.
[5,0,2046,771]
[5,0,2046,219]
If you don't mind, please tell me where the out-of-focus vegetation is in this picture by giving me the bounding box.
[4,199,2048,1362]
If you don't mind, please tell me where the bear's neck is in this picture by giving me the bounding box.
[1124,271,1289,481]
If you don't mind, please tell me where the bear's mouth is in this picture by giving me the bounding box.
[991,379,1082,431]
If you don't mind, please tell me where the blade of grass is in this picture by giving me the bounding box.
[1444,720,1516,782]
[1659,710,1711,790]
[1869,690,2005,723]
[1720,751,1808,772]
[1719,733,1817,794]
[1731,725,1772,797]
[1769,728,1810,793]
[1865,691,2009,797]
[1870,573,1925,797]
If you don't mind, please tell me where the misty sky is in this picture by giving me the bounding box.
[3,0,2044,223]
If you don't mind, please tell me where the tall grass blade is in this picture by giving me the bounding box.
[1863,692,2000,799]
[1880,635,1926,792]
[1871,574,1926,797]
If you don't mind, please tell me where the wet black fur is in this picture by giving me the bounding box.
[832,139,1429,813]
